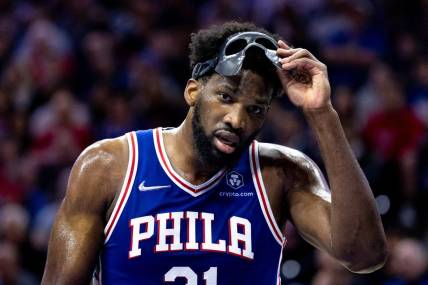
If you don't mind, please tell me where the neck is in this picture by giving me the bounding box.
[163,115,223,184]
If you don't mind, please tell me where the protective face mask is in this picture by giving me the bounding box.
[192,31,281,79]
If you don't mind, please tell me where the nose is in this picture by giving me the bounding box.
[224,105,246,131]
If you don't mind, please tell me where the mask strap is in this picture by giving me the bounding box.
[191,57,218,79]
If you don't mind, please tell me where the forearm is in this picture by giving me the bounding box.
[42,210,104,284]
[304,104,387,272]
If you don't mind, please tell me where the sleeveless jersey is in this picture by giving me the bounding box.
[98,128,286,285]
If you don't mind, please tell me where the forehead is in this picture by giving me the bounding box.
[206,71,272,102]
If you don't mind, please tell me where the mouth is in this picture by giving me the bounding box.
[213,130,240,154]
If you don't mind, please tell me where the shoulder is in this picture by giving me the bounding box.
[257,141,315,172]
[65,134,130,210]
[73,135,129,178]
[257,142,330,201]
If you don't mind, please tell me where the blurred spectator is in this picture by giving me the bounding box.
[388,32,422,79]
[361,63,424,233]
[281,223,318,284]
[97,94,136,139]
[333,85,365,159]
[0,139,25,203]
[355,62,389,129]
[0,204,29,245]
[78,30,122,92]
[384,238,428,285]
[13,17,73,100]
[128,54,185,128]
[312,250,353,285]
[408,57,428,127]
[30,167,68,253]
[272,3,312,48]
[0,63,32,113]
[0,241,37,285]
[315,0,385,88]
[0,89,10,138]
[0,16,18,74]
[362,67,423,162]
[265,102,309,151]
[30,87,90,167]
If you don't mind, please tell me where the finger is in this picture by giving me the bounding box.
[276,48,294,58]
[284,49,317,62]
[277,48,307,60]
[278,40,291,49]
[278,48,318,62]
[281,58,326,74]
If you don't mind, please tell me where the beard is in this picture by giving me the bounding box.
[191,100,259,167]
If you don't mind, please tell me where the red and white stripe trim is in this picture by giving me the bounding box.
[250,140,286,246]
[104,131,138,243]
[153,128,225,197]
[276,240,285,285]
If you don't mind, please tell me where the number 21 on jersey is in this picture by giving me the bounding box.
[164,267,217,285]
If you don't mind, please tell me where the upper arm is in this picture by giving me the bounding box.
[285,150,334,253]
[42,136,128,285]
[265,145,334,253]
[287,182,332,253]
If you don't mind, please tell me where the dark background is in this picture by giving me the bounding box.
[0,0,427,284]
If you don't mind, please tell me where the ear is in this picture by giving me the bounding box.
[184,79,201,107]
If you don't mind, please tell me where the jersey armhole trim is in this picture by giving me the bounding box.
[104,131,138,243]
[250,140,286,246]
[277,240,285,285]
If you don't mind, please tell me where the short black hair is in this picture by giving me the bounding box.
[189,21,282,97]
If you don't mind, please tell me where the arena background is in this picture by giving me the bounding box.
[0,0,427,284]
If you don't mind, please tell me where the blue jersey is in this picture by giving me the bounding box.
[98,128,286,284]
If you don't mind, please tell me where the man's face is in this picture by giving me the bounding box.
[191,70,272,166]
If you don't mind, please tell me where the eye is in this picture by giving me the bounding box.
[219,92,233,103]
[248,105,266,116]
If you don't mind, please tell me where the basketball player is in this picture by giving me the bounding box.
[42,22,387,284]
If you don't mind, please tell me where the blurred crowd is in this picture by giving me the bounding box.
[0,0,427,284]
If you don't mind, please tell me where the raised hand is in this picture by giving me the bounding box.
[276,40,331,111]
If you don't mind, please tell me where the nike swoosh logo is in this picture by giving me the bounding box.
[138,181,171,191]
